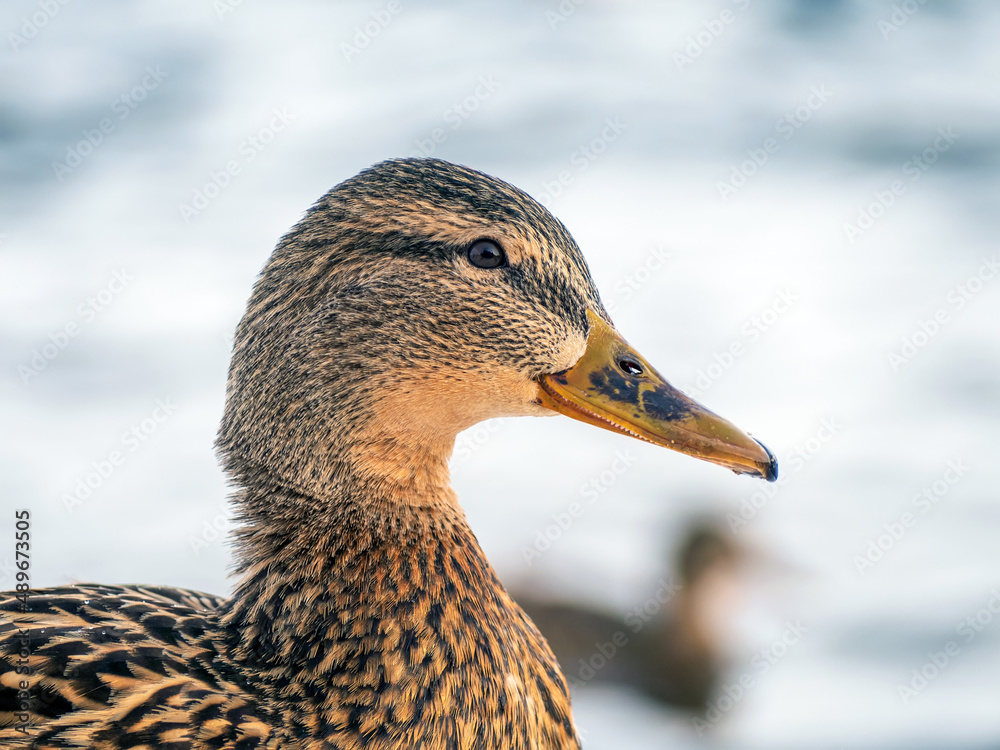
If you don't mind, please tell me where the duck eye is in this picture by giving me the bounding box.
[467,240,506,269]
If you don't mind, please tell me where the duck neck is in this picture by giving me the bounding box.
[219,454,473,641]
[217,447,579,748]
[220,424,465,606]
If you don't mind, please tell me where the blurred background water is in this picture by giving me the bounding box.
[2,1,999,748]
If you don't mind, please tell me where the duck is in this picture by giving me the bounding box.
[514,521,746,712]
[0,158,777,749]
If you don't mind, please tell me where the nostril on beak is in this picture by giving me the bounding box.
[618,359,643,376]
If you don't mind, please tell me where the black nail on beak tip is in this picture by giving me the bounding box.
[755,439,779,482]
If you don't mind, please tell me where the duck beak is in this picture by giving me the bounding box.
[537,310,778,482]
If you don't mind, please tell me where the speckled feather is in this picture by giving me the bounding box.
[0,158,607,748]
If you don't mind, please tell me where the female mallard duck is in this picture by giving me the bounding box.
[515,521,745,711]
[0,158,776,749]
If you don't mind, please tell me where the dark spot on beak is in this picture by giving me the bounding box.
[588,367,688,422]
[638,385,690,423]
[589,367,640,403]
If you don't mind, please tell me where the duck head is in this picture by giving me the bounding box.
[218,158,776,508]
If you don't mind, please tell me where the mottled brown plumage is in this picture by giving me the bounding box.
[1,158,775,748]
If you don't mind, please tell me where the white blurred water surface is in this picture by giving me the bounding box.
[2,2,999,748]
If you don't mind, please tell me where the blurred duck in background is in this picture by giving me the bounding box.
[514,520,746,711]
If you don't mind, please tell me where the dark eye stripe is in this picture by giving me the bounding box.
[467,240,506,269]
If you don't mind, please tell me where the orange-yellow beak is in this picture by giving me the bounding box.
[537,310,778,482]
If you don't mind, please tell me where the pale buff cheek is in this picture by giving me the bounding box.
[482,330,588,419]
[550,329,588,374]
[512,328,589,418]
[370,373,514,439]
[366,328,589,432]
[499,379,552,418]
